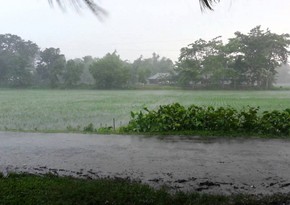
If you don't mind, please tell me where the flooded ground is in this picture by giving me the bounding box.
[0,131,290,195]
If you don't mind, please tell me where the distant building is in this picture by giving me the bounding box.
[148,73,171,84]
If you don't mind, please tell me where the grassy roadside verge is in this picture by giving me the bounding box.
[0,174,289,205]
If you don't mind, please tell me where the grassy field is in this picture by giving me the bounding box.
[0,89,290,132]
[0,174,289,205]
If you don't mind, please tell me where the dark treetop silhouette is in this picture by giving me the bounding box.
[49,0,218,17]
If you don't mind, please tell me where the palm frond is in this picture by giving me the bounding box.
[48,0,218,18]
[48,0,107,19]
[199,0,219,10]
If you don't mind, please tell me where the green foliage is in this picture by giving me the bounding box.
[131,53,174,85]
[177,37,228,88]
[83,123,95,132]
[83,123,114,133]
[227,26,290,89]
[79,55,95,85]
[0,34,39,87]
[97,126,113,133]
[0,34,174,89]
[1,27,289,90]
[0,174,290,205]
[63,59,84,87]
[36,48,66,87]
[260,109,290,135]
[124,103,290,136]
[176,26,290,89]
[89,51,131,89]
[238,106,260,132]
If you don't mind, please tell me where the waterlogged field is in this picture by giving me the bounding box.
[0,89,290,132]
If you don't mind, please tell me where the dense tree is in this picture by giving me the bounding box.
[175,58,200,87]
[79,56,96,85]
[0,33,176,89]
[0,34,39,87]
[176,37,227,87]
[176,26,290,89]
[227,26,290,89]
[131,53,174,84]
[36,48,66,87]
[63,59,84,87]
[130,56,149,85]
[1,26,288,90]
[89,52,131,89]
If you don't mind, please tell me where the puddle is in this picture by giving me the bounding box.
[0,131,290,195]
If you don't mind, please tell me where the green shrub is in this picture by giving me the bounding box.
[123,104,290,136]
[260,109,290,135]
[83,123,95,132]
[238,106,260,132]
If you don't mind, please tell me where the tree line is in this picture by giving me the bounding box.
[0,34,174,89]
[0,26,289,89]
[177,26,290,89]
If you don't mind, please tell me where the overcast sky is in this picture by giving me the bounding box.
[1,0,290,62]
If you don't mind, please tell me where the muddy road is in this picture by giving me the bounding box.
[0,131,290,195]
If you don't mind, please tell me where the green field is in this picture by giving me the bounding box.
[0,89,290,132]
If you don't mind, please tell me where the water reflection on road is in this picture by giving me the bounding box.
[0,131,290,195]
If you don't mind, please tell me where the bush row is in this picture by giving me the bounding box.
[122,103,290,135]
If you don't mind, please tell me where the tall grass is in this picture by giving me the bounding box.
[0,89,290,132]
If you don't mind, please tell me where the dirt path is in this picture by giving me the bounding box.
[0,131,290,195]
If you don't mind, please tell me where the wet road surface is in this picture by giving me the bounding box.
[0,131,290,195]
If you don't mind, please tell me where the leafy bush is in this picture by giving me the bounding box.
[83,123,95,132]
[238,106,260,132]
[260,109,290,135]
[123,103,290,136]
[83,123,114,133]
[97,126,113,133]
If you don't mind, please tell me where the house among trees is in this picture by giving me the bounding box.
[148,73,171,84]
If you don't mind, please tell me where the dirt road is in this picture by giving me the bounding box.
[0,131,289,195]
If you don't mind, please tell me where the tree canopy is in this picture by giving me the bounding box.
[176,26,290,89]
[0,28,289,90]
[36,48,66,87]
[89,51,130,89]
[0,34,39,87]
